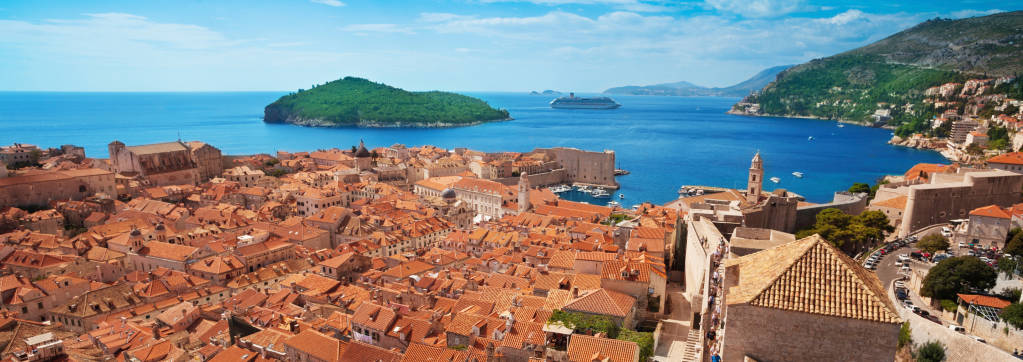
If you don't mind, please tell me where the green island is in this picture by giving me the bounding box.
[263,77,510,127]
[733,11,1023,136]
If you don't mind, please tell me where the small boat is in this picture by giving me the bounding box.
[769,177,781,183]
[576,185,591,193]
[592,188,611,198]
[837,124,845,128]
[618,193,625,199]
[808,136,814,141]
[607,201,620,207]
[792,172,804,178]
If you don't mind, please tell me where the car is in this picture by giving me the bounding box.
[910,251,923,259]
[904,300,914,308]
[942,226,951,233]
[959,242,967,248]
[980,256,993,263]
[897,254,910,262]
[933,254,950,263]
[948,325,965,333]
[900,266,911,273]
[972,336,987,344]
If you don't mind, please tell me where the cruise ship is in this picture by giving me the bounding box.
[550,93,621,109]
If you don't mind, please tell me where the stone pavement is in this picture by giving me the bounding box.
[653,283,693,361]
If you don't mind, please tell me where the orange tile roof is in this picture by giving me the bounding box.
[563,288,636,318]
[988,152,1023,165]
[283,329,345,361]
[904,163,952,181]
[871,195,908,210]
[970,205,1011,219]
[957,294,1012,309]
[724,234,901,324]
[566,334,639,362]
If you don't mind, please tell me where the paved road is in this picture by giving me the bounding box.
[653,283,691,361]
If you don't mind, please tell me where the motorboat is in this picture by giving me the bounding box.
[618,193,625,199]
[769,177,781,183]
[592,188,611,198]
[808,136,814,141]
[607,201,620,207]
[792,172,804,178]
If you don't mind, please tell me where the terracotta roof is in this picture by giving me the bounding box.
[970,205,1011,219]
[988,152,1023,165]
[870,195,908,210]
[566,334,639,362]
[563,289,636,318]
[904,163,952,181]
[125,142,188,155]
[724,234,901,324]
[351,303,397,332]
[283,329,344,361]
[957,294,1012,309]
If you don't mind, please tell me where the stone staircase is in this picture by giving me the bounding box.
[680,329,702,362]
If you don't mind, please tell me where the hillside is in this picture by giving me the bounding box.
[264,77,510,127]
[603,65,791,97]
[734,11,1023,128]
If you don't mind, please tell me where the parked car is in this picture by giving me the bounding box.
[972,336,986,343]
[910,251,923,259]
[898,254,910,262]
[904,300,914,308]
[933,254,950,263]
[948,325,965,333]
[958,242,967,248]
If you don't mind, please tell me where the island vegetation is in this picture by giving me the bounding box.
[733,11,1023,135]
[264,77,510,127]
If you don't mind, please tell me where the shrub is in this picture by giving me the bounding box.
[617,330,654,362]
[915,341,945,362]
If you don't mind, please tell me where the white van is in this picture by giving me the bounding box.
[947,325,965,333]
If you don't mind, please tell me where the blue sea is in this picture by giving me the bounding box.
[0,91,947,205]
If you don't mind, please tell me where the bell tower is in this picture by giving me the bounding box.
[518,172,531,214]
[747,152,763,203]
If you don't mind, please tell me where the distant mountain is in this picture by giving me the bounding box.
[734,11,1023,129]
[264,77,510,128]
[603,65,792,97]
[530,90,562,95]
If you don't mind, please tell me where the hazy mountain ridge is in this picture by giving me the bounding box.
[603,65,792,97]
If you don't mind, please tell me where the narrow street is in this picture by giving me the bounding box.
[653,283,691,361]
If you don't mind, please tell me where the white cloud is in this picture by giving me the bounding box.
[477,0,670,12]
[704,0,806,18]
[341,23,415,34]
[310,0,345,7]
[947,9,1004,19]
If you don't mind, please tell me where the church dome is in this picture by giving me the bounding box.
[441,188,457,200]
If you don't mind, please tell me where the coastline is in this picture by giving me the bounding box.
[725,109,894,129]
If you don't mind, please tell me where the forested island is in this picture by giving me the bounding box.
[263,77,510,127]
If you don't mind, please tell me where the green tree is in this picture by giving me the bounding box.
[898,322,912,348]
[616,330,654,362]
[796,208,891,254]
[917,234,950,254]
[848,182,871,194]
[997,287,1022,302]
[915,341,945,362]
[996,257,1020,278]
[921,256,997,300]
[1001,303,1023,329]
[1006,232,1023,257]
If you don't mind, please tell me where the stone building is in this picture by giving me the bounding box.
[738,152,799,233]
[721,235,901,361]
[452,178,507,221]
[536,147,617,188]
[108,141,198,186]
[0,168,115,208]
[958,205,1012,249]
[186,141,223,181]
[897,169,1023,237]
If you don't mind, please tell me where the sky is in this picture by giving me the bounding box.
[0,0,1013,92]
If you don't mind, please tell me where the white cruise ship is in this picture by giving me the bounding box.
[550,93,621,109]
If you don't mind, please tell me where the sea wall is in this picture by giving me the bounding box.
[795,191,868,230]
